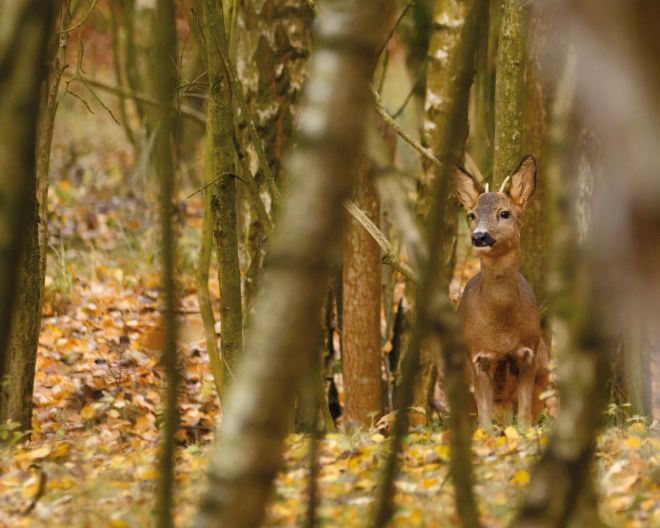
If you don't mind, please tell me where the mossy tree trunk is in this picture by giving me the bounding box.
[492,0,530,187]
[1,1,67,432]
[196,2,390,526]
[410,0,479,414]
[151,0,179,526]
[342,158,383,428]
[200,0,243,385]
[0,0,54,426]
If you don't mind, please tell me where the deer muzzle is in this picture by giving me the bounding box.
[471,231,496,248]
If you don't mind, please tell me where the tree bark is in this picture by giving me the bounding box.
[200,0,244,382]
[0,0,54,423]
[195,2,390,527]
[1,2,66,432]
[411,0,479,414]
[152,1,179,526]
[342,158,383,428]
[493,0,530,187]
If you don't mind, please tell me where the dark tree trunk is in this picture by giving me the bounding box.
[0,0,54,424]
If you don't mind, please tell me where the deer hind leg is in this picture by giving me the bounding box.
[515,347,537,427]
[473,353,495,431]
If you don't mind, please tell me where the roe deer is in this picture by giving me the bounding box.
[455,155,549,430]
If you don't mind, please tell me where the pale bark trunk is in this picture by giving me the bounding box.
[493,0,530,187]
[342,159,383,427]
[152,1,179,526]
[196,3,390,527]
[0,0,54,422]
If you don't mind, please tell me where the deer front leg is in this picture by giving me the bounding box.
[515,347,537,427]
[473,353,494,431]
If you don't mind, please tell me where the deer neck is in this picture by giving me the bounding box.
[477,250,521,306]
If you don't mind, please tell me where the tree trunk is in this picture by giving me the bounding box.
[1,3,66,432]
[513,41,608,528]
[492,0,530,187]
[519,8,555,333]
[411,0,478,414]
[236,0,314,188]
[470,0,499,184]
[196,2,390,526]
[373,3,486,526]
[152,1,179,526]
[0,0,54,422]
[342,158,383,428]
[200,0,244,382]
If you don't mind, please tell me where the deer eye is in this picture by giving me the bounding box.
[499,210,511,219]
[467,212,476,221]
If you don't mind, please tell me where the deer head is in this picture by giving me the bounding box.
[454,155,537,258]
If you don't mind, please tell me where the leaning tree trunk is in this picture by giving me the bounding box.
[409,0,478,414]
[151,0,179,526]
[196,2,390,527]
[199,0,244,388]
[0,0,54,421]
[342,157,383,428]
[492,0,530,187]
[1,2,67,432]
[373,2,487,526]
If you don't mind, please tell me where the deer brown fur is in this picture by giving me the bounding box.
[455,155,549,430]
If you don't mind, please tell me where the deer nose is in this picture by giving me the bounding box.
[471,231,495,247]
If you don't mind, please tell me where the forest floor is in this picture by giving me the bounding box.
[0,176,658,528]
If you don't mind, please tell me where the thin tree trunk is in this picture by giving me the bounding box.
[373,2,486,526]
[152,0,179,526]
[0,0,54,420]
[342,158,383,428]
[410,0,479,415]
[492,0,530,187]
[196,2,390,526]
[200,0,243,381]
[198,131,223,400]
[1,1,66,432]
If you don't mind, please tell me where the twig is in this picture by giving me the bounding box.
[344,201,417,282]
[21,466,47,515]
[377,0,415,59]
[64,74,207,124]
[372,86,443,170]
[186,172,237,199]
[60,0,99,34]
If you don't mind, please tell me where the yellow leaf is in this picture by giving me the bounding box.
[473,428,486,440]
[135,466,157,481]
[25,445,51,461]
[628,422,647,434]
[80,405,96,420]
[624,437,641,450]
[504,426,520,440]
[435,445,450,461]
[511,469,530,486]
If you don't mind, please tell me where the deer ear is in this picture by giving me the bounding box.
[454,166,484,210]
[507,155,536,209]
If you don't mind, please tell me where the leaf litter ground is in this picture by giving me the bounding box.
[0,179,659,528]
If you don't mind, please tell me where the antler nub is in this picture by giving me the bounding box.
[499,175,511,193]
